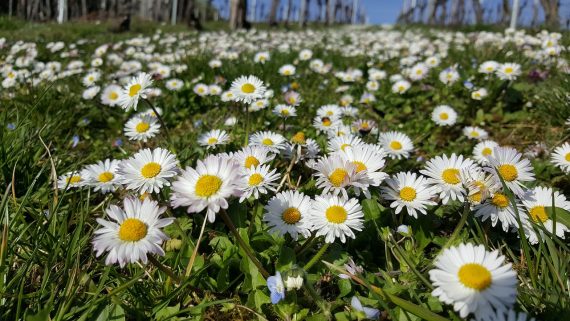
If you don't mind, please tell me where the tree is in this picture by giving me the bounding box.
[539,0,560,28]
[229,0,248,29]
[268,0,279,25]
[472,0,484,25]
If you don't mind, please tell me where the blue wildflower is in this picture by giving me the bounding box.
[71,135,80,148]
[267,271,285,304]
[351,296,380,320]
[7,123,16,130]
[113,138,123,147]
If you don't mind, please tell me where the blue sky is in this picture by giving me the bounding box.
[361,0,400,24]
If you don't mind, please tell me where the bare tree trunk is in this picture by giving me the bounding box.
[229,0,248,29]
[284,0,292,25]
[540,0,560,28]
[326,0,333,25]
[472,0,483,24]
[427,0,437,24]
[184,0,202,29]
[501,0,510,25]
[268,0,278,25]
[438,0,447,25]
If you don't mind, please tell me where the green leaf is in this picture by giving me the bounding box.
[155,304,180,320]
[95,304,125,321]
[545,207,570,227]
[25,307,52,321]
[337,278,352,298]
[361,198,380,221]
[334,312,350,321]
[277,246,296,270]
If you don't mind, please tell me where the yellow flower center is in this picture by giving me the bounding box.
[282,207,301,224]
[529,206,548,223]
[66,175,82,184]
[136,122,150,133]
[118,218,148,242]
[322,117,331,127]
[207,137,218,145]
[416,69,423,75]
[399,186,417,202]
[498,164,518,182]
[129,83,142,97]
[361,122,370,129]
[340,143,351,151]
[244,156,260,168]
[140,162,161,178]
[492,193,509,209]
[486,67,493,72]
[353,161,367,173]
[248,173,264,186]
[329,168,348,187]
[390,141,402,150]
[439,112,449,120]
[198,87,205,93]
[241,83,255,94]
[109,91,119,100]
[398,85,405,92]
[292,132,306,144]
[458,263,492,291]
[281,109,290,116]
[470,191,482,204]
[284,70,292,75]
[325,205,348,224]
[262,138,274,146]
[482,147,492,156]
[470,131,479,137]
[326,111,334,116]
[98,171,114,183]
[195,175,222,198]
[565,153,570,162]
[504,67,513,74]
[442,168,461,185]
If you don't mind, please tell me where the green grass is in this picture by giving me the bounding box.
[1,21,570,321]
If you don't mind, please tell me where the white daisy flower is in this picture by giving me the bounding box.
[249,131,287,153]
[496,63,521,81]
[381,172,437,218]
[391,80,411,94]
[327,135,364,153]
[473,191,522,232]
[193,83,209,96]
[316,104,342,119]
[57,170,87,190]
[379,131,414,159]
[250,99,269,112]
[473,140,499,165]
[463,126,489,140]
[432,105,458,126]
[198,129,230,150]
[366,80,380,91]
[221,91,235,102]
[485,147,535,197]
[460,168,500,206]
[124,114,160,142]
[313,115,342,134]
[165,78,183,91]
[232,146,275,169]
[420,154,476,204]
[409,62,429,81]
[313,155,372,199]
[117,72,153,111]
[299,49,313,60]
[119,148,178,194]
[352,119,376,135]
[92,197,174,267]
[208,85,222,96]
[230,75,267,104]
[471,88,488,100]
[340,145,388,188]
[429,243,518,320]
[310,195,364,243]
[439,67,460,85]
[480,309,535,321]
[278,64,296,76]
[82,71,100,87]
[551,142,570,173]
[521,186,570,244]
[82,86,101,100]
[238,164,281,202]
[170,155,240,223]
[478,61,499,74]
[263,190,313,240]
[273,104,297,118]
[254,51,270,63]
[84,159,122,194]
[100,84,122,107]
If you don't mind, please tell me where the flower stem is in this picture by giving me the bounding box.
[148,255,181,284]
[442,202,470,249]
[184,215,208,277]
[303,242,330,271]
[219,209,270,278]
[143,98,171,143]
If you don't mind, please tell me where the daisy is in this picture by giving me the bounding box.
[327,135,364,153]
[165,78,183,91]
[170,155,240,223]
[392,80,411,94]
[254,51,270,63]
[551,142,570,173]
[432,105,458,126]
[340,145,388,188]
[365,80,380,91]
[482,309,535,321]
[82,71,100,87]
[198,129,230,150]
[263,190,313,240]
[238,164,281,202]
[284,91,301,105]
[249,99,269,112]
[463,126,489,140]
[82,86,100,100]
[232,146,275,169]
[379,131,414,160]
[473,141,499,165]
[420,154,475,204]
[100,84,122,107]
[92,197,174,267]
[273,104,297,118]
[478,61,499,74]
[124,114,160,142]
[439,67,460,85]
[429,243,518,320]
[84,159,122,194]
[310,195,364,243]
[473,190,522,232]
[313,116,341,134]
[299,49,313,60]
[496,63,521,81]
[461,168,500,206]
[57,170,87,190]
[409,62,429,81]
[313,155,371,199]
[193,83,209,96]
[221,91,235,102]
[279,64,296,76]
[521,186,570,244]
[249,131,287,153]
[230,75,266,104]
[117,72,153,111]
[352,119,376,135]
[485,147,535,197]
[119,148,178,194]
[471,88,488,100]
[381,172,437,218]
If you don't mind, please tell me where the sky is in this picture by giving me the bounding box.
[361,0,401,24]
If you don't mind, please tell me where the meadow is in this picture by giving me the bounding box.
[1,19,570,321]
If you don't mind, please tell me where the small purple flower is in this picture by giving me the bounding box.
[71,135,80,148]
[267,272,285,304]
[351,296,380,320]
[339,257,363,279]
[112,138,123,147]
[463,81,474,90]
[7,123,16,130]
